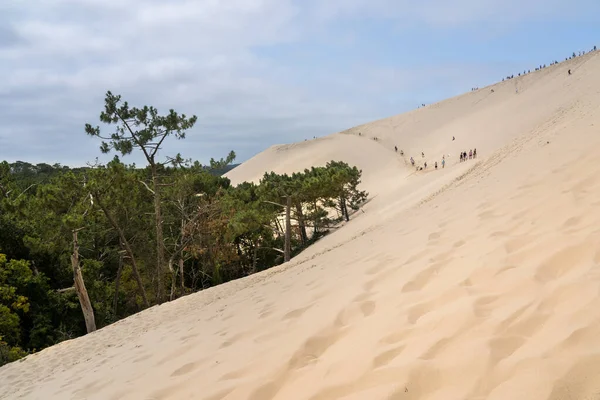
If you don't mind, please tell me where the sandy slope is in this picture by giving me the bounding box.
[2,51,600,400]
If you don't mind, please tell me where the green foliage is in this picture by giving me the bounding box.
[1,89,369,366]
[0,155,368,365]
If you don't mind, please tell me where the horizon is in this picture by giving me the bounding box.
[1,0,598,167]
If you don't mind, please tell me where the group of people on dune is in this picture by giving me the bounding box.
[460,149,476,162]
[404,144,477,173]
[491,45,597,84]
[408,152,446,171]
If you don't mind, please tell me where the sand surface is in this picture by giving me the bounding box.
[2,52,600,400]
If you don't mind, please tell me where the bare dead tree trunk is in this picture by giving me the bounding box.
[179,257,185,296]
[94,191,149,308]
[285,195,291,262]
[168,255,176,301]
[72,229,96,333]
[152,165,166,303]
[295,202,308,245]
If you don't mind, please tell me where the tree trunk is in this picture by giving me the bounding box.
[179,257,185,296]
[340,196,349,222]
[284,195,291,262]
[252,245,258,274]
[72,229,96,334]
[295,202,308,245]
[113,251,124,315]
[168,255,176,301]
[94,191,149,308]
[313,201,319,238]
[152,165,166,303]
[275,217,284,239]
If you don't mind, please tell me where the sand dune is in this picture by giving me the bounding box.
[2,51,600,400]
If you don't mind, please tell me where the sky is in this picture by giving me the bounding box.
[1,0,599,167]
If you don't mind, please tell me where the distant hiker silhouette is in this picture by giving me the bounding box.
[568,69,571,75]
[395,146,398,152]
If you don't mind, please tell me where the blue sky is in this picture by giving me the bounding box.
[0,0,598,167]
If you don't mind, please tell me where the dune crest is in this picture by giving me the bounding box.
[2,51,600,400]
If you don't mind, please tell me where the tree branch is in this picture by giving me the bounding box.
[262,200,285,208]
[115,110,153,163]
[138,180,155,195]
[150,132,169,159]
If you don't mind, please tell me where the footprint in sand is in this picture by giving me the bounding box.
[494,303,533,336]
[282,304,312,321]
[170,361,202,377]
[372,345,406,368]
[472,295,500,318]
[419,337,452,360]
[179,332,199,342]
[352,291,374,303]
[561,215,583,230]
[219,365,253,381]
[366,262,387,276]
[489,230,508,238]
[259,304,274,319]
[363,267,398,292]
[430,249,454,263]
[401,264,440,293]
[154,343,198,367]
[406,301,433,324]
[453,239,466,248]
[379,329,413,346]
[360,301,376,316]
[288,326,348,370]
[488,335,526,364]
[428,231,442,241]
[220,331,249,349]
[503,235,538,254]
[132,353,152,363]
[478,209,498,221]
[403,249,430,266]
[334,300,377,327]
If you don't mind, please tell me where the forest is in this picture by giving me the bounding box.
[0,92,368,365]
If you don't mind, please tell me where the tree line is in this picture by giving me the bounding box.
[0,92,367,365]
